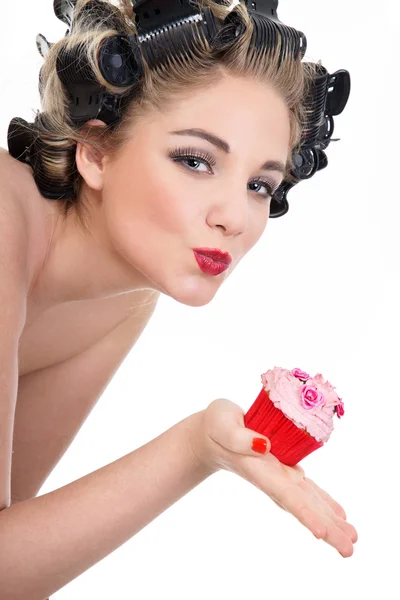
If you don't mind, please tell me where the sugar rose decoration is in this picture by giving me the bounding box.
[290,368,310,381]
[301,385,324,410]
[290,367,344,418]
[335,398,345,418]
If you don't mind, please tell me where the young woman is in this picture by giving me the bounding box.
[0,1,358,598]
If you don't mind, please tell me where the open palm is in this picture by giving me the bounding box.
[191,398,358,557]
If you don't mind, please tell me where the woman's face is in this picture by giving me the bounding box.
[99,74,291,307]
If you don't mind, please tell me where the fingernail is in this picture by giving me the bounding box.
[252,437,267,454]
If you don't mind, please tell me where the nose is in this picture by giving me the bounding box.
[206,186,248,237]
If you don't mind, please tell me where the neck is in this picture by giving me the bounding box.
[30,193,152,307]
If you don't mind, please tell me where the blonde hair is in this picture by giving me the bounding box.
[23,0,317,225]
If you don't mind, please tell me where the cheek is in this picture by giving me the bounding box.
[246,207,269,248]
[135,180,192,238]
[104,153,193,240]
[127,156,198,236]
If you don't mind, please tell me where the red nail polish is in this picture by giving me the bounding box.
[252,437,267,454]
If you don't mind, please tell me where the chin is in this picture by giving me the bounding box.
[164,277,222,308]
[179,295,215,308]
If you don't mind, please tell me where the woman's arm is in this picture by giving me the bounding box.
[0,411,211,600]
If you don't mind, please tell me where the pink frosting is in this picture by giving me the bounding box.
[260,367,344,443]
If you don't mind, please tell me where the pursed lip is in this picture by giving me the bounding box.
[192,248,233,265]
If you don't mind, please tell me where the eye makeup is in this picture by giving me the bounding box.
[168,145,279,199]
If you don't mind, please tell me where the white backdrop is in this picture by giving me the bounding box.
[1,1,399,598]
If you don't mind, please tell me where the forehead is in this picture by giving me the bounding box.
[139,74,291,161]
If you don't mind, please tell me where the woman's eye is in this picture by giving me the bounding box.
[248,180,274,199]
[168,147,215,174]
[180,157,210,173]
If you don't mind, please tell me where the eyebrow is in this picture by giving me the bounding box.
[169,128,286,174]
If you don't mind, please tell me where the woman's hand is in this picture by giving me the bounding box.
[188,399,358,558]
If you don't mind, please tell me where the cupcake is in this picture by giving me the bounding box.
[244,367,345,466]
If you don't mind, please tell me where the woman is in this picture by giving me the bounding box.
[0,0,358,598]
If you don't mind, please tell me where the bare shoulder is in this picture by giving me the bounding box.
[0,147,35,224]
[0,149,31,256]
[0,147,37,195]
[0,147,48,290]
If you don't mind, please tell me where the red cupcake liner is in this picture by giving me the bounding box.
[244,387,323,466]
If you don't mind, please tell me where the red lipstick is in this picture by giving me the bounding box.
[193,248,232,276]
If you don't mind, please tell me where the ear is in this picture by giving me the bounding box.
[75,119,108,192]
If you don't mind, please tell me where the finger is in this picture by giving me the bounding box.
[277,487,355,556]
[275,485,326,538]
[317,518,355,557]
[301,479,358,543]
[293,478,359,547]
[208,399,272,456]
[333,514,359,544]
[292,464,306,478]
[304,477,347,520]
[215,424,272,457]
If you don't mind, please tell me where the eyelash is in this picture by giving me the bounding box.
[168,146,277,200]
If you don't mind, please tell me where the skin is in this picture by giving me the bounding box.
[8,72,358,558]
[189,399,358,558]
[67,73,357,556]
[33,74,290,307]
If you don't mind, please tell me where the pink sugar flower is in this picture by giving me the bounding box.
[291,368,311,381]
[301,384,325,410]
[335,398,345,418]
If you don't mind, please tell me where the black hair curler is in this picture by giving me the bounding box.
[8,0,351,213]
